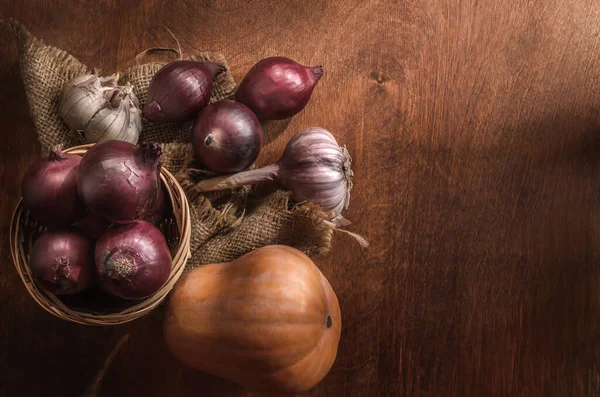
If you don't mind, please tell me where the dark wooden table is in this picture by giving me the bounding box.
[1,1,600,396]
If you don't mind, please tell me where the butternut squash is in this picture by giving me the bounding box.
[163,245,341,395]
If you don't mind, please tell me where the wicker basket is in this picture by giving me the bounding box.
[10,144,191,325]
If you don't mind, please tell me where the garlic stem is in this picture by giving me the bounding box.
[197,163,280,191]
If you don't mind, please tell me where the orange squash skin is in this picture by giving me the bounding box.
[163,245,341,395]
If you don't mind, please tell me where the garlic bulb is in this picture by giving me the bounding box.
[83,86,142,144]
[197,127,354,225]
[281,128,353,221]
[60,74,142,144]
[60,74,116,131]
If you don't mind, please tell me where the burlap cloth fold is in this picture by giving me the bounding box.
[2,19,352,267]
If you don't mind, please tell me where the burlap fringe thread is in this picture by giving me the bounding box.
[2,18,366,267]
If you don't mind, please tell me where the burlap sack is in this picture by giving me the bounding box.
[3,19,343,266]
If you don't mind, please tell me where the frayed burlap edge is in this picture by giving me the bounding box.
[185,190,335,267]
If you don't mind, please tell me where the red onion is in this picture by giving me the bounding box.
[21,147,85,225]
[95,220,171,300]
[144,61,226,122]
[76,212,112,239]
[29,229,93,295]
[143,182,166,225]
[197,127,353,225]
[192,100,263,173]
[235,57,323,120]
[78,140,162,224]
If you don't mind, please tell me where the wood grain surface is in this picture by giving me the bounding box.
[1,1,600,396]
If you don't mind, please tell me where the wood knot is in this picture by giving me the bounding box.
[369,71,390,84]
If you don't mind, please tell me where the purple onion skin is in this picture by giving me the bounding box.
[95,220,171,300]
[144,61,226,122]
[22,149,85,226]
[78,140,162,224]
[192,100,263,173]
[76,212,112,239]
[235,57,324,121]
[30,229,93,295]
[143,182,166,225]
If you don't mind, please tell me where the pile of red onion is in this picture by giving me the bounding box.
[22,140,171,301]
[142,56,354,225]
[22,54,355,309]
[143,57,325,175]
[142,56,355,223]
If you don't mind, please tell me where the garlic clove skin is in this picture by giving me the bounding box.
[83,87,141,144]
[60,74,117,131]
[60,74,142,144]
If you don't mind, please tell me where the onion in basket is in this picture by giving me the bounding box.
[78,140,162,223]
[21,146,85,225]
[30,229,93,295]
[95,220,171,300]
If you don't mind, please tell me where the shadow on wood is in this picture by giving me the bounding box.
[261,118,292,147]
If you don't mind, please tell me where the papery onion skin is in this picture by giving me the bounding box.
[235,57,324,120]
[30,229,93,295]
[144,61,226,122]
[95,220,171,300]
[192,100,263,173]
[143,182,166,225]
[22,148,85,225]
[78,140,162,224]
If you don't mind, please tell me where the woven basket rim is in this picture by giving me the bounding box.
[10,143,192,326]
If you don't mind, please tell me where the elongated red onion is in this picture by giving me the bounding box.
[78,140,162,223]
[197,127,353,224]
[22,147,85,225]
[95,220,171,300]
[30,229,93,295]
[144,61,226,122]
[192,100,263,173]
[235,57,323,120]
